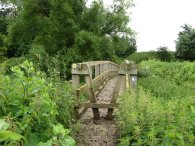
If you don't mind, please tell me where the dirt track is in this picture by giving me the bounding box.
[74,78,119,146]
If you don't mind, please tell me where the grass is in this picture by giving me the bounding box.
[117,60,195,146]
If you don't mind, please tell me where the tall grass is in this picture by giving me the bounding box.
[117,89,195,146]
[117,60,195,145]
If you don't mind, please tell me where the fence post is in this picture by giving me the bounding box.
[84,64,100,120]
[129,63,137,90]
[71,63,81,118]
[95,65,99,77]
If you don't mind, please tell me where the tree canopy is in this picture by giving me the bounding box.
[176,24,195,61]
[0,0,136,78]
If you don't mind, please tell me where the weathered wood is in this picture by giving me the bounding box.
[130,64,137,90]
[71,61,119,120]
[76,71,118,100]
[130,75,137,89]
[85,75,96,103]
[95,65,100,77]
[106,74,123,120]
[85,103,118,108]
[119,75,126,96]
[85,65,100,120]
[72,75,80,92]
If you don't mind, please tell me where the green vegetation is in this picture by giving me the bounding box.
[0,0,136,145]
[126,51,157,63]
[117,60,195,145]
[0,0,136,79]
[1,0,195,145]
[176,24,195,61]
[156,46,175,62]
[0,60,75,145]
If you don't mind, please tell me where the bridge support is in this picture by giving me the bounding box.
[72,61,119,120]
[71,60,137,120]
[106,60,137,120]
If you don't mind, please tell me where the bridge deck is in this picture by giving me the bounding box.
[74,78,119,146]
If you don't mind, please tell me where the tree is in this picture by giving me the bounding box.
[156,46,174,62]
[176,24,195,61]
[2,0,136,78]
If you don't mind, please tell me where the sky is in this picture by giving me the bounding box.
[87,0,195,52]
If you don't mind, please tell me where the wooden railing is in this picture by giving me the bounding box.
[71,60,137,120]
[106,60,138,119]
[71,61,119,119]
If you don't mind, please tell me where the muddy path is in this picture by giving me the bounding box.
[74,78,119,146]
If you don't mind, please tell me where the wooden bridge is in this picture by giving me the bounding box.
[71,60,138,120]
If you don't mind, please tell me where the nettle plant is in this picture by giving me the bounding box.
[0,60,75,145]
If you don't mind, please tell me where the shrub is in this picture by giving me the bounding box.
[0,60,75,145]
[127,51,157,63]
[156,46,175,62]
[139,60,195,85]
[117,89,195,145]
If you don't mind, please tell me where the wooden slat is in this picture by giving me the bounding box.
[106,74,123,120]
[85,103,118,109]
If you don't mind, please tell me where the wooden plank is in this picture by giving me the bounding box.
[76,71,118,100]
[95,65,100,77]
[72,75,80,92]
[85,75,96,103]
[106,74,123,120]
[119,75,126,96]
[85,103,118,108]
[130,75,137,90]
[85,73,100,120]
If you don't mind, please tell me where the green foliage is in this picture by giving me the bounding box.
[0,119,25,145]
[0,60,75,145]
[127,51,157,63]
[37,124,76,146]
[117,89,195,145]
[0,33,7,61]
[156,46,175,62]
[139,76,195,100]
[3,0,136,79]
[139,60,195,85]
[118,60,195,145]
[176,24,195,61]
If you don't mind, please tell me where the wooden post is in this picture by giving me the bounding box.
[102,64,104,73]
[72,75,80,94]
[130,64,137,90]
[119,75,126,96]
[95,65,99,77]
[106,74,123,120]
[100,64,103,74]
[84,64,100,120]
[72,64,81,118]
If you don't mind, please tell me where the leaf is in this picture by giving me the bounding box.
[64,136,76,146]
[37,139,52,146]
[0,119,9,130]
[53,123,69,136]
[0,130,23,142]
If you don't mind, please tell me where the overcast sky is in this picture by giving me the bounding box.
[88,0,195,52]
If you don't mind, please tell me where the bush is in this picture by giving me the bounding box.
[117,60,195,145]
[139,76,195,100]
[156,46,175,62]
[0,60,75,145]
[117,89,195,145]
[139,60,195,85]
[127,51,157,63]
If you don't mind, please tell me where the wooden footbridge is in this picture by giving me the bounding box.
[71,60,137,120]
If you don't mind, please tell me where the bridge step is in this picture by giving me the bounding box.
[85,103,118,109]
